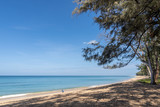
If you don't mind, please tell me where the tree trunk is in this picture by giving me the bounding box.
[146,66,151,76]
[146,65,156,84]
[152,70,156,85]
[155,49,159,82]
[155,65,159,82]
[147,56,156,85]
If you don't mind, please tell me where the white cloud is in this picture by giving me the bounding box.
[84,40,99,45]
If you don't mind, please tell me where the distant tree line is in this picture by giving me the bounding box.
[136,64,160,77]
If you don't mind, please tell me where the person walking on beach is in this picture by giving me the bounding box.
[62,89,64,93]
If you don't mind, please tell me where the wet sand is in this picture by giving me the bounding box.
[1,76,159,107]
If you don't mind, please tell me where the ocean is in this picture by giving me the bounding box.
[0,76,132,96]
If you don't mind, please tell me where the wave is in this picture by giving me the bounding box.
[0,94,27,99]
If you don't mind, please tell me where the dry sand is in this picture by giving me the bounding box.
[1,76,160,107]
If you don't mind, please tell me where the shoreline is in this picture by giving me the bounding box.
[0,76,134,98]
[0,76,148,106]
[0,76,132,97]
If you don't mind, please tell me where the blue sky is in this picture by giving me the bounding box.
[0,0,139,76]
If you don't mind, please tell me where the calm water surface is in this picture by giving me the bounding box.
[0,76,132,96]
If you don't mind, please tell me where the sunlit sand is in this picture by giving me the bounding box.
[1,76,158,107]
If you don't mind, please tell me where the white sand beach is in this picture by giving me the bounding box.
[0,76,151,107]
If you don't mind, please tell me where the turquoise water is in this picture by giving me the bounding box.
[0,76,132,96]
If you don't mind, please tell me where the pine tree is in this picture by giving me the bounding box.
[73,0,160,84]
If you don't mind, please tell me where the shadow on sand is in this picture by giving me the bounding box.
[2,82,160,107]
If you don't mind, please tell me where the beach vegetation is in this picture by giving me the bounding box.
[138,78,160,84]
[136,64,160,76]
[136,63,160,82]
[73,0,160,85]
[136,64,149,76]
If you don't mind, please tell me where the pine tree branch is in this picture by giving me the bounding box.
[134,0,139,4]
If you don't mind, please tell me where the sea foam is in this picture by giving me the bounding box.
[0,94,27,99]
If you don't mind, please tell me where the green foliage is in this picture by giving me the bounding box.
[136,63,160,76]
[136,64,149,76]
[73,0,160,69]
[138,78,160,84]
[138,78,152,84]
